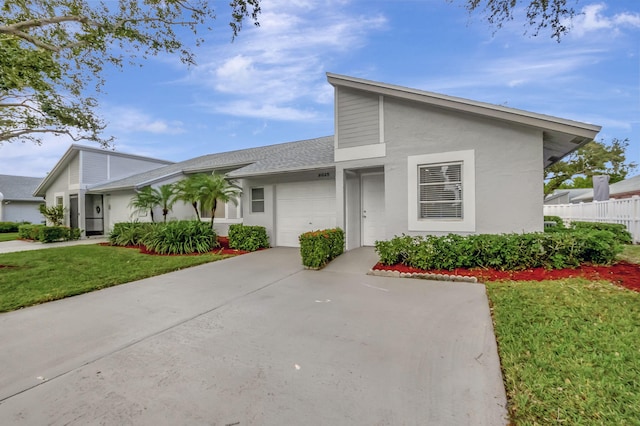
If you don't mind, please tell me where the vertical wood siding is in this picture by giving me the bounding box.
[337,88,380,148]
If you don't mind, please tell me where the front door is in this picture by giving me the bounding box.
[69,194,79,229]
[361,173,385,246]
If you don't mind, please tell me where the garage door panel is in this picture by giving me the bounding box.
[276,180,336,247]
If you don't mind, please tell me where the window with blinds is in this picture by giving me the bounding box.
[418,162,463,219]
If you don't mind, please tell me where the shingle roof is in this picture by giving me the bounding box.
[571,174,640,202]
[0,174,44,201]
[88,136,335,192]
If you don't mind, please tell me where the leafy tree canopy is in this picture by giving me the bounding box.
[459,0,577,41]
[544,138,637,196]
[0,0,260,145]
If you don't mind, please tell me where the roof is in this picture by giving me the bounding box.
[88,136,335,192]
[544,188,592,204]
[34,144,174,196]
[571,174,640,202]
[0,174,44,202]
[326,73,602,168]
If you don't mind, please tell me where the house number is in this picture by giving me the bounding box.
[318,172,330,177]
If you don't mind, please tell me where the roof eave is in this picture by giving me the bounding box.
[228,164,335,179]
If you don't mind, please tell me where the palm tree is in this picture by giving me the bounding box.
[199,173,242,228]
[129,184,177,223]
[173,174,207,221]
[129,186,157,222]
[155,184,177,223]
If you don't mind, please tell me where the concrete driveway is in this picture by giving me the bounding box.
[0,247,508,425]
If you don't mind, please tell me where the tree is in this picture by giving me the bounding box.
[128,186,157,222]
[544,138,637,196]
[459,0,577,41]
[198,173,241,229]
[154,184,178,223]
[1,0,260,145]
[173,174,208,221]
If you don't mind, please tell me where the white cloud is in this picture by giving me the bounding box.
[0,136,77,177]
[105,106,185,135]
[188,1,387,120]
[570,3,640,38]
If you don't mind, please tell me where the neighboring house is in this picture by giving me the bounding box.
[35,73,601,247]
[544,188,593,205]
[569,174,640,203]
[0,174,45,224]
[33,145,174,236]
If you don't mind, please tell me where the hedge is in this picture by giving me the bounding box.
[299,228,345,269]
[375,230,622,271]
[0,221,22,233]
[18,224,80,242]
[228,224,269,251]
[569,221,632,245]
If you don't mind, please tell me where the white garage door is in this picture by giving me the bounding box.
[276,180,336,247]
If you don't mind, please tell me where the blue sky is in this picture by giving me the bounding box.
[1,0,639,178]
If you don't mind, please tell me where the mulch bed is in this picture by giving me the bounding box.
[372,261,640,293]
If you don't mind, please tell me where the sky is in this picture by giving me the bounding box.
[1,0,639,178]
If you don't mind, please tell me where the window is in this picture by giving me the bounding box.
[251,188,265,213]
[55,196,63,207]
[418,162,463,219]
[408,150,475,232]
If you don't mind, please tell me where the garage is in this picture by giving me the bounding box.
[276,180,336,247]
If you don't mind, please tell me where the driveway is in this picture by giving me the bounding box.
[0,247,508,425]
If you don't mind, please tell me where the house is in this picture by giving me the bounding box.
[35,73,601,247]
[544,188,593,205]
[569,174,640,203]
[33,145,174,235]
[0,174,45,223]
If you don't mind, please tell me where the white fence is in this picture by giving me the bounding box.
[544,196,640,244]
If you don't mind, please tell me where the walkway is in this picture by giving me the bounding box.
[0,246,508,425]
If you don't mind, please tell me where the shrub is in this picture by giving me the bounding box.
[570,221,632,245]
[228,224,270,251]
[38,204,65,226]
[18,224,45,240]
[109,222,156,246]
[0,222,21,233]
[376,231,622,271]
[39,226,70,243]
[543,215,565,228]
[143,220,217,255]
[299,228,345,269]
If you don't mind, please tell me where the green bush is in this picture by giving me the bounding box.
[570,221,632,245]
[375,230,622,271]
[143,220,217,255]
[18,224,45,240]
[39,226,69,243]
[38,204,65,226]
[0,222,21,233]
[543,215,565,228]
[109,222,157,246]
[228,224,270,251]
[299,228,345,269]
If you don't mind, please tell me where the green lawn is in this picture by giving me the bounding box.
[0,232,19,242]
[0,244,228,312]
[619,244,640,264]
[487,277,640,425]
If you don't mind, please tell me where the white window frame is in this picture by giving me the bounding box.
[251,187,265,214]
[408,150,476,232]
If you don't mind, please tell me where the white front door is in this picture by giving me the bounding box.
[276,180,336,247]
[362,173,385,246]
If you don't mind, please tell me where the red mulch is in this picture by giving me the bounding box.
[99,236,251,257]
[372,262,640,292]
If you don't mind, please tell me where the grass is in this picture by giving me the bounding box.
[0,232,19,242]
[0,244,229,312]
[618,244,640,264]
[487,279,640,425]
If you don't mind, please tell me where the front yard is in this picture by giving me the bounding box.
[0,245,228,312]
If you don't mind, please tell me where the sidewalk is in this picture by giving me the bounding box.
[0,237,108,254]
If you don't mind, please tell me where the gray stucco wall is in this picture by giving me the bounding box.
[335,93,544,246]
[382,97,543,238]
